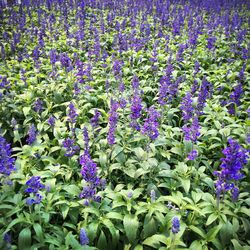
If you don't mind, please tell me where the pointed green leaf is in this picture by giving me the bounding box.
[143,234,168,248]
[33,223,44,243]
[106,212,123,221]
[123,214,139,243]
[189,225,206,239]
[206,214,218,226]
[206,224,222,242]
[18,228,31,250]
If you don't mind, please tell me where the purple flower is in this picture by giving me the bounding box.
[187,150,198,161]
[214,139,249,201]
[25,176,45,194]
[26,124,37,145]
[119,98,127,109]
[74,82,81,96]
[238,64,246,82]
[47,116,55,127]
[25,176,45,205]
[112,59,123,79]
[49,49,57,65]
[79,185,97,200]
[67,102,78,124]
[80,152,99,184]
[79,149,105,202]
[141,106,161,141]
[0,76,10,90]
[228,83,243,115]
[119,82,125,93]
[107,100,119,145]
[180,92,193,123]
[90,110,101,129]
[158,65,179,106]
[194,61,200,75]
[62,138,80,157]
[83,127,90,154]
[132,75,140,90]
[79,228,89,246]
[150,190,156,203]
[182,116,200,143]
[60,53,72,71]
[3,233,11,244]
[127,191,133,199]
[171,217,180,234]
[0,136,16,177]
[26,193,43,205]
[130,92,142,120]
[197,77,213,114]
[207,36,217,50]
[32,46,40,62]
[130,90,142,131]
[33,98,43,113]
[191,80,199,95]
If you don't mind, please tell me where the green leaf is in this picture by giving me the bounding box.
[4,217,29,233]
[106,212,123,221]
[97,230,108,250]
[61,204,70,219]
[99,152,107,167]
[123,214,139,243]
[170,147,183,156]
[134,168,149,178]
[239,207,250,216]
[33,223,44,243]
[111,145,123,160]
[63,185,81,196]
[206,224,222,242]
[189,225,206,239]
[214,121,221,129]
[134,245,143,250]
[231,239,244,250]
[134,147,147,160]
[65,232,82,248]
[18,228,31,250]
[182,178,190,193]
[158,196,181,207]
[143,234,168,248]
[206,214,218,226]
[189,240,204,250]
[143,215,157,238]
[87,222,99,242]
[23,107,31,116]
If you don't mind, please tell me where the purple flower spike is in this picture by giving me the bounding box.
[26,124,37,145]
[25,176,45,194]
[171,217,180,234]
[180,92,193,123]
[62,138,80,157]
[107,100,119,145]
[182,116,200,143]
[79,228,89,246]
[187,150,198,161]
[48,116,55,127]
[0,136,16,177]
[25,176,45,205]
[67,102,78,124]
[90,110,101,129]
[214,139,248,201]
[141,106,161,141]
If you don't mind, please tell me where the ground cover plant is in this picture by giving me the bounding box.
[0,0,250,249]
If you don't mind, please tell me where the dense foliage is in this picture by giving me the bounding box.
[0,0,250,249]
